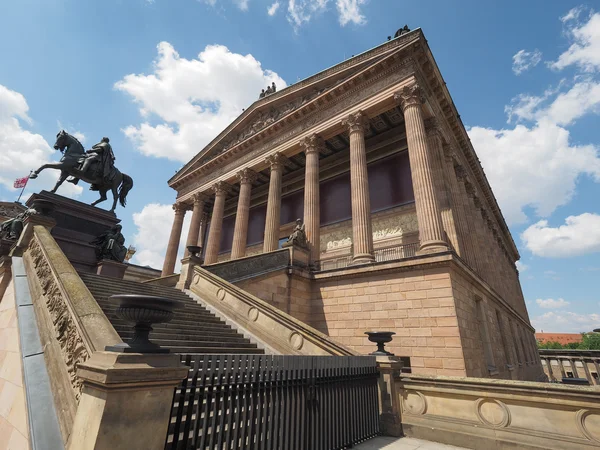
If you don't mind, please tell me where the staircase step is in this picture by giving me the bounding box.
[78,270,264,356]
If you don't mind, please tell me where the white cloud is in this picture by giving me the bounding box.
[234,0,249,11]
[268,1,280,16]
[551,10,600,72]
[515,261,528,272]
[287,0,329,29]
[469,121,600,224]
[131,203,191,271]
[512,49,542,75]
[536,298,570,309]
[0,84,82,200]
[521,213,600,257]
[532,311,600,333]
[115,42,286,163]
[336,0,367,26]
[560,6,584,23]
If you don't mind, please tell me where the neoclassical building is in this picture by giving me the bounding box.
[162,28,544,381]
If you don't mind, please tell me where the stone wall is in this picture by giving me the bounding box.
[398,374,600,450]
[0,269,30,449]
[236,269,313,325]
[312,256,467,376]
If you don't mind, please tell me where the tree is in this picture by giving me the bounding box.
[579,333,600,350]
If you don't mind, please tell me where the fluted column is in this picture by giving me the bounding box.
[395,84,448,254]
[184,193,207,257]
[263,153,286,253]
[204,181,231,265]
[342,111,375,264]
[161,203,187,276]
[301,135,324,265]
[231,169,257,259]
[443,149,477,268]
[454,165,483,274]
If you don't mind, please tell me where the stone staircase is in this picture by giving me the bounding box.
[78,272,264,354]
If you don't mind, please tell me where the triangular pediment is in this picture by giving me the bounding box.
[169,30,422,185]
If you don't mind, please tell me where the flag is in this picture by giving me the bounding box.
[14,176,29,189]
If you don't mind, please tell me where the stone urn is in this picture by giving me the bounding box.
[365,331,396,356]
[105,294,184,354]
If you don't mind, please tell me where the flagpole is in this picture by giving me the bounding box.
[16,171,33,204]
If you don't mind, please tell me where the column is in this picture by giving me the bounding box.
[204,181,231,265]
[425,118,458,252]
[231,169,257,259]
[161,203,187,276]
[395,83,448,254]
[343,111,375,264]
[442,148,477,268]
[184,193,207,257]
[455,165,483,275]
[301,134,323,265]
[263,153,286,253]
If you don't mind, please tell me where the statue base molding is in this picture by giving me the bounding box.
[96,259,128,279]
[26,191,120,272]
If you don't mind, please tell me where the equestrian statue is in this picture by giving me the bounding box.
[29,131,134,212]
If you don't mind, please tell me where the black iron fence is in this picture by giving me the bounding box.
[316,242,419,271]
[165,354,380,450]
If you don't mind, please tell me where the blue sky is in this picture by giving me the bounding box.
[0,0,599,332]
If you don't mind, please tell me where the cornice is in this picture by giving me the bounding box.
[169,30,423,189]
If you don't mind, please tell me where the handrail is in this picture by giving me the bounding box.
[22,225,122,439]
[188,265,359,356]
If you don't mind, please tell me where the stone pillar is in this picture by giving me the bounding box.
[68,352,188,450]
[454,165,483,275]
[161,203,187,276]
[231,169,257,260]
[425,118,459,252]
[263,153,286,253]
[184,193,207,257]
[343,111,375,264]
[395,84,448,254]
[376,356,403,437]
[301,135,323,265]
[204,181,231,265]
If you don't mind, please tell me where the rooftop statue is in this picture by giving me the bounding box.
[91,224,127,263]
[29,131,134,212]
[0,208,37,240]
[283,218,308,249]
[394,25,410,38]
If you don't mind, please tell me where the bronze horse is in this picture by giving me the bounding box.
[29,131,133,212]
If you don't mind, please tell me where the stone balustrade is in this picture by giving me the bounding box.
[397,374,600,450]
[539,349,600,385]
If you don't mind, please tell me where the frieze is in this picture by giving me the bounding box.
[29,237,89,400]
[0,204,25,219]
[178,58,416,199]
[320,210,418,251]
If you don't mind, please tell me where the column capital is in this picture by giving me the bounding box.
[236,168,258,185]
[424,117,444,140]
[211,180,232,196]
[191,192,209,206]
[173,203,187,214]
[342,110,369,134]
[394,83,424,111]
[300,134,325,155]
[265,152,288,171]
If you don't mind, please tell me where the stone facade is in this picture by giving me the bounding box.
[163,28,539,381]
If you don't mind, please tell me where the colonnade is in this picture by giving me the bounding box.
[161,82,453,276]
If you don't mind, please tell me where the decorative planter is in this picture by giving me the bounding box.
[187,245,201,257]
[105,294,184,353]
[365,331,396,356]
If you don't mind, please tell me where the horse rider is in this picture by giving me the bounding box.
[69,137,116,186]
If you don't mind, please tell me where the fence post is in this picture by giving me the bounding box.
[67,351,188,450]
[376,355,403,437]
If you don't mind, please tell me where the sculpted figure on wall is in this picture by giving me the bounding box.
[0,208,37,240]
[283,219,308,249]
[90,224,128,262]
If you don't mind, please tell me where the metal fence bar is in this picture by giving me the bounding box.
[165,355,379,450]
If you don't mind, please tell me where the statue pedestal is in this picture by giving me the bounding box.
[97,260,128,279]
[26,191,120,272]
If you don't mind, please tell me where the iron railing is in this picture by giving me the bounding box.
[316,242,419,271]
[538,349,600,385]
[165,354,380,450]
